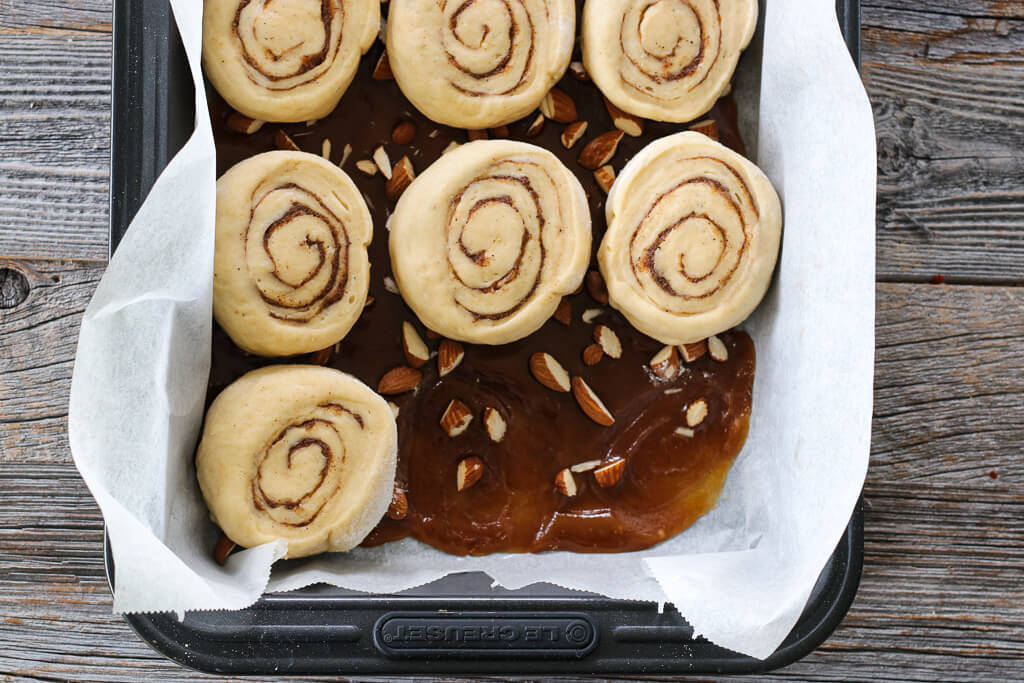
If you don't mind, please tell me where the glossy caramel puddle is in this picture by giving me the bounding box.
[208,0,756,556]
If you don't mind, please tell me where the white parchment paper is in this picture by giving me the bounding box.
[68,0,875,658]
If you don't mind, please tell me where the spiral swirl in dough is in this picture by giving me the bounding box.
[599,132,781,345]
[214,151,372,357]
[582,0,757,122]
[385,0,576,129]
[197,365,398,559]
[202,0,379,122]
[389,140,591,345]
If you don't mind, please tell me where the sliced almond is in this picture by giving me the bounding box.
[686,398,709,428]
[524,113,546,138]
[373,146,392,179]
[383,275,399,294]
[554,468,578,497]
[386,488,409,520]
[674,426,695,438]
[438,339,465,377]
[456,456,484,491]
[467,129,489,141]
[378,366,422,395]
[530,352,571,393]
[569,61,589,82]
[594,165,616,194]
[425,328,442,340]
[490,125,510,138]
[688,119,720,141]
[392,120,416,145]
[585,270,609,304]
[214,533,236,565]
[571,376,615,426]
[338,143,353,167]
[582,343,604,366]
[650,345,680,380]
[309,346,333,366]
[483,407,507,443]
[592,324,622,359]
[593,458,626,487]
[306,119,318,127]
[401,321,429,368]
[708,335,729,362]
[321,137,332,161]
[356,159,378,176]
[581,308,603,324]
[553,298,572,326]
[372,51,393,79]
[226,112,264,135]
[571,459,602,473]
[274,129,300,151]
[539,87,577,123]
[442,140,461,155]
[561,120,589,149]
[680,339,708,363]
[386,156,415,201]
[579,130,625,170]
[387,401,400,418]
[441,399,473,437]
[664,387,683,395]
[604,97,644,137]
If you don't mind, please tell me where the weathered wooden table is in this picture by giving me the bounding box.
[1,1,1021,680]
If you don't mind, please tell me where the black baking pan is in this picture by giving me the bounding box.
[106,0,864,675]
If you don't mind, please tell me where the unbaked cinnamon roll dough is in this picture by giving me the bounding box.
[214,151,373,357]
[386,0,576,129]
[203,0,380,122]
[197,365,398,559]
[599,131,782,345]
[583,0,758,122]
[389,140,591,345]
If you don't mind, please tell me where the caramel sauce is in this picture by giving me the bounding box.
[208,0,756,556]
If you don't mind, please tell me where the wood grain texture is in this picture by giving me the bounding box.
[1,268,1021,681]
[863,1,1024,283]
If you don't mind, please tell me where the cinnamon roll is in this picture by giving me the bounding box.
[598,131,782,345]
[214,151,372,357]
[582,0,758,122]
[389,140,591,345]
[385,0,576,129]
[203,0,380,122]
[197,365,398,559]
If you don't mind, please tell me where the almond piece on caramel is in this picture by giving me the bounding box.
[483,407,507,443]
[373,145,392,179]
[593,459,626,487]
[226,112,264,135]
[594,165,616,194]
[578,130,625,170]
[680,339,708,363]
[708,335,729,362]
[539,87,578,123]
[592,324,622,359]
[386,156,415,201]
[524,113,546,138]
[604,97,644,137]
[561,120,589,149]
[401,321,429,368]
[688,119,720,141]
[686,398,709,427]
[553,297,572,325]
[378,366,422,395]
[372,51,394,80]
[582,343,604,367]
[274,129,300,151]
[438,339,465,377]
[392,120,416,145]
[555,468,578,497]
[441,399,473,437]
[585,270,609,305]
[571,376,615,426]
[456,456,484,491]
[214,533,236,565]
[650,345,680,380]
[530,352,571,393]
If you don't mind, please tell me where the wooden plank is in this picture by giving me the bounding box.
[0,32,111,261]
[0,0,111,35]
[1,264,1021,680]
[863,1,1024,283]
